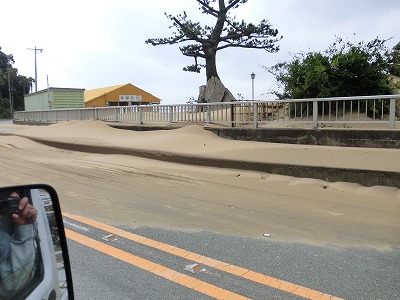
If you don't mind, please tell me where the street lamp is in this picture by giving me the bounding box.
[250,72,256,100]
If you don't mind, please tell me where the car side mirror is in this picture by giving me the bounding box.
[0,184,73,300]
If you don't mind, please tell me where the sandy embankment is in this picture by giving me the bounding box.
[3,120,400,189]
[0,120,399,247]
[4,120,400,171]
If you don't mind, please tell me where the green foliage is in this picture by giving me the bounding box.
[183,64,203,73]
[0,47,33,117]
[267,37,395,118]
[269,37,392,98]
[0,98,10,118]
[146,0,281,81]
[387,42,400,77]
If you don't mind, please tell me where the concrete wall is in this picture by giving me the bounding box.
[207,128,400,149]
[109,124,400,149]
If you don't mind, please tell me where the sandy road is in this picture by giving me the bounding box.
[0,134,399,248]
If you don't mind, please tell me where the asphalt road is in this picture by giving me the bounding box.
[64,215,400,299]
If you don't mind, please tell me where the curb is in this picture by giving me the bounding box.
[16,136,400,189]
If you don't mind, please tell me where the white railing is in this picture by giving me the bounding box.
[13,95,400,129]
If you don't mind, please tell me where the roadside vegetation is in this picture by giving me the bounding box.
[266,38,400,117]
[267,38,400,99]
[0,47,33,118]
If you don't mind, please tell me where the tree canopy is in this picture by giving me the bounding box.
[387,41,400,77]
[146,0,282,82]
[267,37,395,100]
[0,47,33,118]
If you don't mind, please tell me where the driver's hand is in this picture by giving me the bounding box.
[11,193,37,225]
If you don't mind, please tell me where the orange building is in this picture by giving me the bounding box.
[84,83,161,107]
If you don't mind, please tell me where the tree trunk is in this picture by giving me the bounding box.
[204,44,219,81]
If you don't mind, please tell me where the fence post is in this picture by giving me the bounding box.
[230,104,235,128]
[389,98,396,129]
[313,100,318,129]
[206,105,210,124]
[253,102,258,128]
[139,106,143,124]
[169,106,174,123]
[115,108,119,122]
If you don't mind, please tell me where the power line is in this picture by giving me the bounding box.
[27,46,43,92]
[44,53,93,89]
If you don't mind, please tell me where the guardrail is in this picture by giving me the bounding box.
[14,95,400,129]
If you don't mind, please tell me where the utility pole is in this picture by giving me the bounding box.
[8,71,13,117]
[27,46,43,92]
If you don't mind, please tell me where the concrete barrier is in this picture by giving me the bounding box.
[207,128,400,149]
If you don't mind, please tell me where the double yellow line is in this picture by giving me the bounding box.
[63,212,343,300]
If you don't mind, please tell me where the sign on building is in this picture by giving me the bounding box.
[119,95,142,102]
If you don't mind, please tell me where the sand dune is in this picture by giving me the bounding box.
[4,120,400,172]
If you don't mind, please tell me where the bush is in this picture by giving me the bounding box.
[267,37,394,118]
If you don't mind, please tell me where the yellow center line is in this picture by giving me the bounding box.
[63,212,344,300]
[65,228,249,300]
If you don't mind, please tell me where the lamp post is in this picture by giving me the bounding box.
[250,72,256,100]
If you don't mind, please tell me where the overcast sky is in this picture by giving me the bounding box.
[1,0,399,104]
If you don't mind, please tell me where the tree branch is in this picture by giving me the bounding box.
[145,0,281,80]
[226,0,245,10]
[196,0,219,17]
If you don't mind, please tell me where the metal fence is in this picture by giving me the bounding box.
[14,95,400,129]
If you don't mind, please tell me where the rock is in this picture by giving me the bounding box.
[198,76,236,103]
[197,85,207,103]
[222,88,235,102]
[205,77,226,102]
